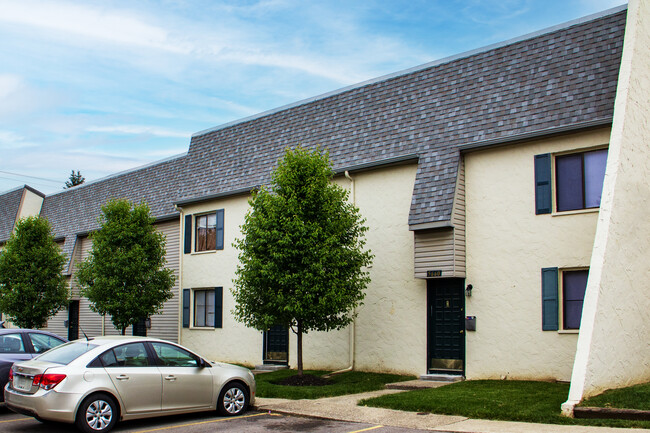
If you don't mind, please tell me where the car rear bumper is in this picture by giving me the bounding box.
[4,384,79,423]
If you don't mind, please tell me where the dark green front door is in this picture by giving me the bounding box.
[427,278,465,375]
[263,325,289,365]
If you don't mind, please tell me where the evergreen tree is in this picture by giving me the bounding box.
[65,170,85,188]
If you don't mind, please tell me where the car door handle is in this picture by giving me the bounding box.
[164,375,177,381]
[115,374,130,380]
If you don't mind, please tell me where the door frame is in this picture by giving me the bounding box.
[426,278,466,376]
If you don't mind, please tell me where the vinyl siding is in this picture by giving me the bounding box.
[43,219,180,342]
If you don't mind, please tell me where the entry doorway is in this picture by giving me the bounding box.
[132,318,147,336]
[427,278,465,375]
[263,325,289,365]
[68,300,79,341]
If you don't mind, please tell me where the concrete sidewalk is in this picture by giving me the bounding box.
[254,389,650,433]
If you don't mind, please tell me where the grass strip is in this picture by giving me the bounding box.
[580,382,650,411]
[255,369,414,400]
[359,380,650,429]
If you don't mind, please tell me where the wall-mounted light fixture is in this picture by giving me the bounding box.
[465,284,473,297]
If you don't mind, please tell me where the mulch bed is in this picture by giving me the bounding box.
[275,374,334,387]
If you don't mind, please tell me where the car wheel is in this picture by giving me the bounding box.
[217,382,249,416]
[75,393,118,433]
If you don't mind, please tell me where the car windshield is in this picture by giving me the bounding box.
[34,341,98,365]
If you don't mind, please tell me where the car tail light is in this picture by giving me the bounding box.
[8,368,13,382]
[32,374,66,390]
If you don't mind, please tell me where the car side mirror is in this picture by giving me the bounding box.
[198,358,207,368]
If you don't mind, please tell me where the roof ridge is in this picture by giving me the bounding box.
[191,4,627,139]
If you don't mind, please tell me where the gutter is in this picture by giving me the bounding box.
[327,170,358,377]
[174,203,185,345]
[458,118,612,152]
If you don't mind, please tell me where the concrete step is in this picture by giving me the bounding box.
[386,379,456,390]
[252,364,288,374]
[419,374,464,382]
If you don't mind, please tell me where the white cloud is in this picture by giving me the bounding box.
[0,0,191,54]
[0,130,37,149]
[86,125,191,139]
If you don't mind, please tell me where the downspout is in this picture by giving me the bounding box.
[174,204,184,344]
[327,171,357,376]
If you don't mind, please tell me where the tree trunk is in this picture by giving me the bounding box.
[297,321,303,376]
[121,327,126,335]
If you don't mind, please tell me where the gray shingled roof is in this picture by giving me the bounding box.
[14,6,626,267]
[179,8,625,226]
[40,154,187,269]
[0,187,25,242]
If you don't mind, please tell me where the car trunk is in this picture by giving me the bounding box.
[10,360,62,394]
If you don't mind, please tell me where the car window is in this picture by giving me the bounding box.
[36,341,98,364]
[0,333,26,353]
[151,342,199,367]
[28,333,66,354]
[104,343,150,367]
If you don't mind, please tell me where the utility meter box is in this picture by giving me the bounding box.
[465,316,476,331]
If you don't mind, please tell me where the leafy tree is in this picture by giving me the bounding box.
[76,199,175,335]
[233,147,373,375]
[0,217,69,328]
[65,170,85,188]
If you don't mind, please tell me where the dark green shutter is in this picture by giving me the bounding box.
[184,215,192,254]
[535,154,552,214]
[542,267,559,331]
[182,289,190,328]
[214,287,223,328]
[216,210,224,250]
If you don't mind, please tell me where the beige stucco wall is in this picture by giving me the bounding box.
[564,0,650,410]
[464,127,611,381]
[180,163,424,374]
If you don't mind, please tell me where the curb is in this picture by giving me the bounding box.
[574,406,650,421]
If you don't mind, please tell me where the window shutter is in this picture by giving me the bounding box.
[182,289,190,328]
[541,267,559,331]
[216,210,224,250]
[214,287,223,328]
[184,215,192,254]
[535,154,552,214]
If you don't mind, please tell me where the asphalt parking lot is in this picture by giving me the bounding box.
[0,407,437,433]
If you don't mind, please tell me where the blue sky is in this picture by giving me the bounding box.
[0,0,626,194]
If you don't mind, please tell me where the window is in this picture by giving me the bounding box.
[151,342,199,367]
[101,343,150,367]
[534,148,607,214]
[182,287,223,328]
[556,149,608,211]
[28,333,65,354]
[562,270,588,330]
[194,289,215,327]
[196,213,216,251]
[0,333,25,353]
[185,210,224,253]
[541,267,589,331]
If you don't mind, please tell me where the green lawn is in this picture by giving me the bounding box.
[580,382,650,411]
[359,380,650,429]
[255,369,415,399]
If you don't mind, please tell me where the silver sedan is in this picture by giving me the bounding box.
[4,336,255,433]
